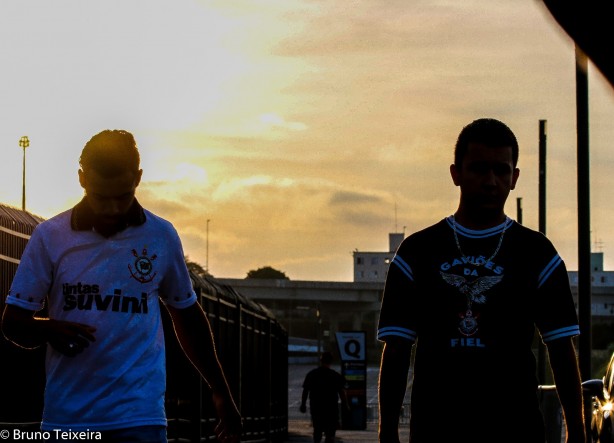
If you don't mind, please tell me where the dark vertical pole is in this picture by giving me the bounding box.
[316,302,322,358]
[516,197,523,225]
[206,219,210,272]
[576,47,592,374]
[538,120,547,384]
[539,120,547,235]
[576,45,592,435]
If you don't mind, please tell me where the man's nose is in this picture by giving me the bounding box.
[483,168,497,186]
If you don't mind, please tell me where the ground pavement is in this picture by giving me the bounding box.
[286,419,397,443]
[285,364,566,443]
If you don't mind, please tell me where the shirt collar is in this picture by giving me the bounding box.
[70,197,146,233]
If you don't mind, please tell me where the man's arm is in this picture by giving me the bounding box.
[339,384,350,412]
[378,337,413,443]
[300,387,308,413]
[547,336,586,443]
[166,302,242,443]
[1,304,96,357]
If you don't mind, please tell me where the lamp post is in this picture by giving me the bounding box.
[19,136,30,211]
[206,219,210,273]
[316,302,322,357]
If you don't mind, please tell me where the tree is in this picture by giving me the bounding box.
[185,255,211,278]
[246,266,289,280]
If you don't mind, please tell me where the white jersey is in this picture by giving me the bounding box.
[6,207,197,431]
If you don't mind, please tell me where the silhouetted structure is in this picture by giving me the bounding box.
[0,204,45,425]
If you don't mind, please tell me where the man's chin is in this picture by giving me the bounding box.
[466,202,506,221]
[469,199,500,209]
[93,220,125,237]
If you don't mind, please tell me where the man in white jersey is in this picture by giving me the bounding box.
[377,119,586,443]
[1,130,241,443]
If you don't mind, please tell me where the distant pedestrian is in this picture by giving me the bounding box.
[300,351,349,443]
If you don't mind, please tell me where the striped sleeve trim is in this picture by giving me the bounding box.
[538,254,562,288]
[377,326,417,342]
[391,255,414,281]
[541,325,581,342]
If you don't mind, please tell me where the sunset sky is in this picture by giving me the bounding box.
[2,0,614,281]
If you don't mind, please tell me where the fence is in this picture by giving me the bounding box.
[165,273,288,442]
[0,204,46,424]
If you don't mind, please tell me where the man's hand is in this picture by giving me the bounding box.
[2,304,95,356]
[46,319,96,357]
[212,391,242,443]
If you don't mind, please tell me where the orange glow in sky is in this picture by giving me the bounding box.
[1,1,614,281]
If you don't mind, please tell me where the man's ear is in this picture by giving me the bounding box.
[511,168,520,190]
[450,163,460,186]
[135,169,143,187]
[78,169,86,189]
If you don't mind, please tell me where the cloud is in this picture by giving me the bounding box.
[137,170,400,280]
[329,191,382,206]
[259,113,308,132]
[4,0,614,281]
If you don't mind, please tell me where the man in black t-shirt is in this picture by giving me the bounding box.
[377,118,587,443]
[300,352,348,443]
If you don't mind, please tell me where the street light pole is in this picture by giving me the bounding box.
[206,219,210,273]
[19,136,30,211]
[316,302,322,357]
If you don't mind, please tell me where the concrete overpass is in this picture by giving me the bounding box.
[217,278,384,362]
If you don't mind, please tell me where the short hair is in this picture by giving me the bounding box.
[79,129,140,176]
[454,118,519,168]
[320,351,333,365]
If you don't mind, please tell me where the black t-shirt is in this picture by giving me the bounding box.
[378,217,579,442]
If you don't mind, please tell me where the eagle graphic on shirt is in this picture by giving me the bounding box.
[439,271,503,304]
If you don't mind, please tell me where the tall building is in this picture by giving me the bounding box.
[568,251,614,319]
[353,232,404,283]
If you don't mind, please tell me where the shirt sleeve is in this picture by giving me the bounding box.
[533,239,580,343]
[377,239,418,343]
[6,224,52,312]
[157,226,197,309]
